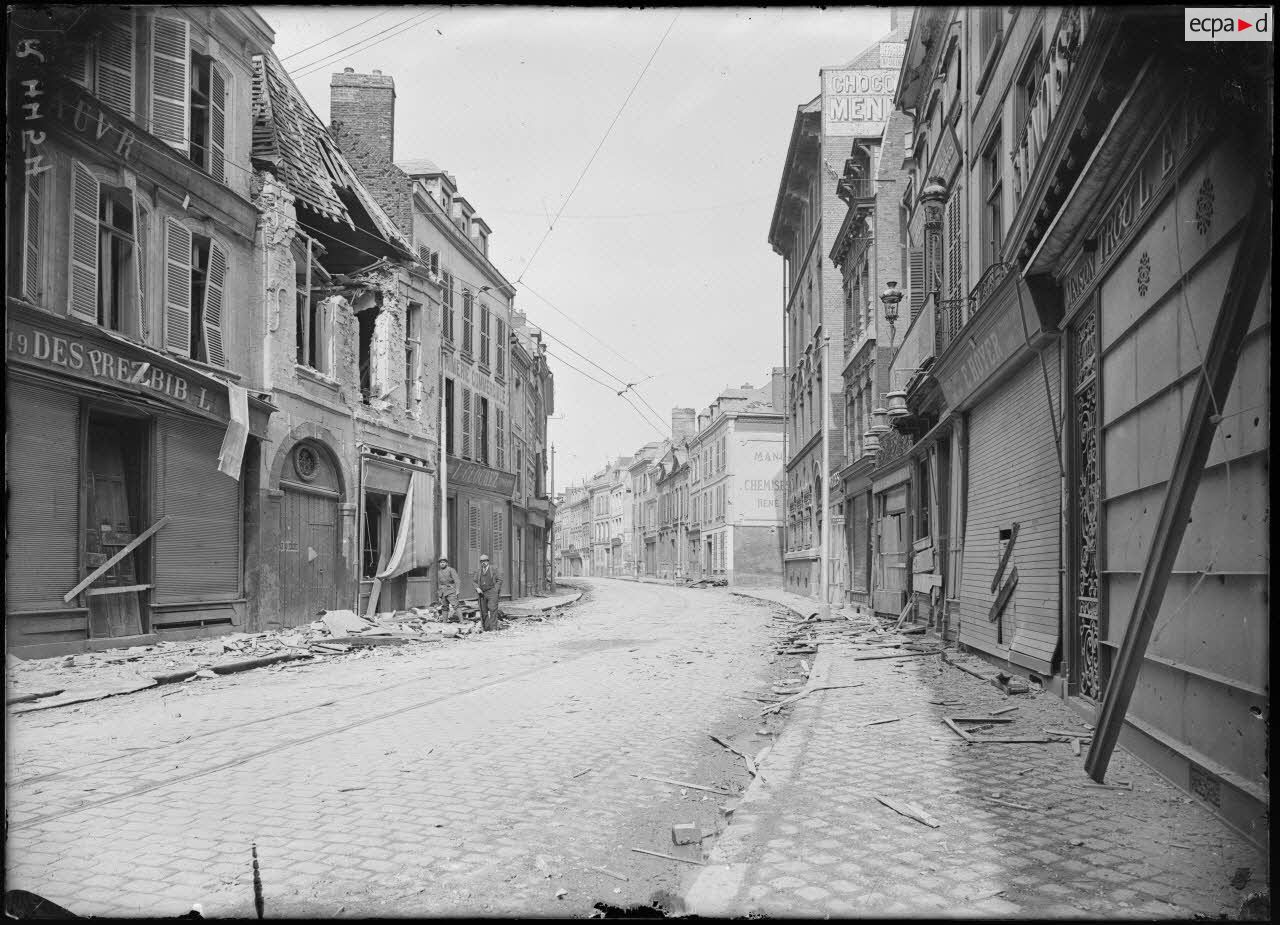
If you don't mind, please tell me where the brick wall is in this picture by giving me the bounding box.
[329,68,414,238]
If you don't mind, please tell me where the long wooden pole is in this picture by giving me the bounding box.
[1085,193,1270,782]
[64,516,171,602]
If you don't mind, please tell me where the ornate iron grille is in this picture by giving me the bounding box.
[1071,304,1101,700]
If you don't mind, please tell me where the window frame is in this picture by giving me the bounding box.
[461,288,474,356]
[982,126,1005,270]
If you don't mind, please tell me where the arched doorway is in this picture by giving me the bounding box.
[279,441,341,627]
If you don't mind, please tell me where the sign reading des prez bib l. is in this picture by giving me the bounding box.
[7,311,232,423]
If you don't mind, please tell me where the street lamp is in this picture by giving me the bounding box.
[880,280,904,338]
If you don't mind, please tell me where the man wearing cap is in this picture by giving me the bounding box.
[436,556,461,622]
[472,554,502,631]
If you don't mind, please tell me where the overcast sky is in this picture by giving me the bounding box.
[262,5,896,487]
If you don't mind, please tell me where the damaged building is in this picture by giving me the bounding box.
[248,50,441,628]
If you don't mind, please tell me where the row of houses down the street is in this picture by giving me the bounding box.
[554,373,786,587]
[773,6,1270,843]
[6,8,555,655]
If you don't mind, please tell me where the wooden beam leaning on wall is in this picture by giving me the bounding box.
[1084,188,1271,783]
[63,516,172,603]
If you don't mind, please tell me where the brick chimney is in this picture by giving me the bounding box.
[330,67,396,167]
[671,408,696,443]
[771,366,786,412]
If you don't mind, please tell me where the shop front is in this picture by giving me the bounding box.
[934,269,1062,677]
[443,456,515,600]
[6,302,273,655]
[359,448,437,614]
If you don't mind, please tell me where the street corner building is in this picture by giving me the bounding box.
[7,7,278,656]
[782,6,1269,842]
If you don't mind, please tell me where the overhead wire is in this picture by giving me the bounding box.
[515,11,679,285]
[516,280,650,379]
[543,350,665,439]
[278,10,391,62]
[289,9,444,79]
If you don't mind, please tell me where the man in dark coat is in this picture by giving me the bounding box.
[436,556,461,622]
[473,553,502,631]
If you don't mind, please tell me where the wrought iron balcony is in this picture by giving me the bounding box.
[837,176,874,205]
[933,296,969,356]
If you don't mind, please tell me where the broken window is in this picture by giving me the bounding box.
[362,490,405,579]
[357,296,379,404]
[405,300,422,407]
[97,187,141,335]
[188,52,227,181]
[295,237,332,373]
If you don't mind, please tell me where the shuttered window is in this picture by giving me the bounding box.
[209,65,227,183]
[462,290,474,354]
[479,305,490,368]
[441,272,454,342]
[495,318,505,378]
[69,163,101,323]
[461,388,472,459]
[491,510,504,564]
[496,408,506,470]
[96,16,136,119]
[163,218,192,354]
[201,241,228,366]
[908,247,925,320]
[150,15,190,152]
[6,384,81,611]
[154,415,242,603]
[22,169,43,300]
[946,192,963,300]
[468,502,481,551]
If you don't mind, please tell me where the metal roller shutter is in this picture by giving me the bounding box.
[154,416,241,603]
[6,383,81,610]
[959,353,1061,672]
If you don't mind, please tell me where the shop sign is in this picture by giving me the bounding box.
[446,455,517,496]
[444,353,504,404]
[935,300,1025,406]
[821,66,899,137]
[7,313,231,421]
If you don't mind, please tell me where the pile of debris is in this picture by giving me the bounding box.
[686,577,728,588]
[6,605,502,711]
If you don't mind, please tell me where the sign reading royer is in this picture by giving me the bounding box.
[820,60,901,137]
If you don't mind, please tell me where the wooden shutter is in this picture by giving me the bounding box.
[462,388,472,459]
[209,65,227,184]
[908,247,925,320]
[69,162,100,323]
[22,171,43,300]
[468,502,480,551]
[154,415,241,603]
[492,510,504,564]
[496,408,505,470]
[66,42,91,87]
[96,16,135,119]
[150,15,190,152]
[946,194,962,299]
[163,218,193,354]
[202,242,227,365]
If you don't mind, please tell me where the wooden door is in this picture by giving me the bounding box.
[281,485,339,626]
[85,421,143,638]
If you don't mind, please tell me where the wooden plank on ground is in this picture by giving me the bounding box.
[874,794,939,828]
[633,775,735,796]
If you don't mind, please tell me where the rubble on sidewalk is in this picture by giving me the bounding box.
[5,602,508,711]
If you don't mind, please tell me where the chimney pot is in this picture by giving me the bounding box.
[344,67,354,73]
[372,69,381,75]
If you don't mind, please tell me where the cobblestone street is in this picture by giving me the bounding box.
[687,591,1270,919]
[6,580,777,917]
